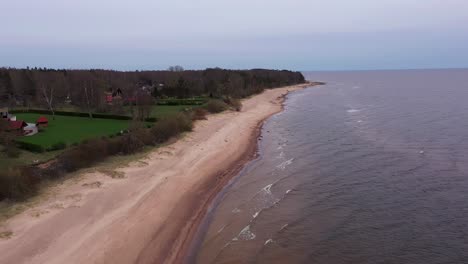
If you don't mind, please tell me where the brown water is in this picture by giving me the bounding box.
[193,69,468,264]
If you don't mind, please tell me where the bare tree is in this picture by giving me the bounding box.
[134,89,153,121]
[83,80,93,118]
[41,84,55,119]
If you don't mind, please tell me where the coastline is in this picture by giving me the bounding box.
[0,83,312,264]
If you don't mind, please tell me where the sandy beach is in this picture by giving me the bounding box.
[0,83,310,264]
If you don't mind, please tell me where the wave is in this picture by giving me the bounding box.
[276,158,294,170]
[233,225,256,241]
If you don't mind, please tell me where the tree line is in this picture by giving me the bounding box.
[0,67,305,113]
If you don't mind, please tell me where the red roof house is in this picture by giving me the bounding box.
[8,120,27,133]
[36,116,49,127]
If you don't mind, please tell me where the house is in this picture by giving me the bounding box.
[8,120,28,134]
[36,116,49,127]
[105,88,123,105]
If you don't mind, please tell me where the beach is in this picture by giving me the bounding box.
[0,83,311,264]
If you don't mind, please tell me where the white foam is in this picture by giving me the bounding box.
[253,211,259,218]
[347,109,361,113]
[237,225,256,240]
[276,158,294,170]
[217,225,226,234]
[280,224,288,230]
[262,184,273,194]
[232,208,241,213]
[264,239,274,245]
[286,189,292,194]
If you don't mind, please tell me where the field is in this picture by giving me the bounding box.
[15,113,130,148]
[1,105,191,169]
[122,105,193,119]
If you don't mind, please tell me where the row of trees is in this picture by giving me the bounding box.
[0,67,305,114]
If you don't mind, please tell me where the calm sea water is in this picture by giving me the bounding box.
[194,69,468,264]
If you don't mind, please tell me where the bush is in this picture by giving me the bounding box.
[59,138,109,172]
[191,108,208,120]
[46,141,67,151]
[0,167,39,201]
[119,133,145,154]
[224,97,242,111]
[204,100,228,113]
[151,113,193,143]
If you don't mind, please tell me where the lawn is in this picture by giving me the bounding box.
[15,113,130,148]
[150,105,193,118]
[123,105,192,119]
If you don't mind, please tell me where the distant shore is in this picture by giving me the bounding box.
[0,82,313,264]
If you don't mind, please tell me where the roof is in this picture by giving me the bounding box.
[9,120,27,130]
[37,116,48,123]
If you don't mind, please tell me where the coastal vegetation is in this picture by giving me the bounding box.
[0,67,305,202]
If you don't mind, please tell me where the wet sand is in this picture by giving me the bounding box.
[0,83,311,264]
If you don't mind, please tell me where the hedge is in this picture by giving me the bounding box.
[10,109,132,120]
[16,141,45,153]
[10,109,156,122]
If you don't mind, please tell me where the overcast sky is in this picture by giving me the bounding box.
[1,0,468,70]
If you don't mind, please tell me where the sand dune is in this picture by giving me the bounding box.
[0,83,310,264]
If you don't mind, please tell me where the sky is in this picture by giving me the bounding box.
[1,0,468,71]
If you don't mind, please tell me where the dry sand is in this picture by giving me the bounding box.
[0,83,311,264]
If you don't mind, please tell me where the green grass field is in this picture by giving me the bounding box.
[15,113,130,148]
[122,105,192,119]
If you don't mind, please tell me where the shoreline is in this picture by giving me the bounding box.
[180,89,294,263]
[0,83,313,264]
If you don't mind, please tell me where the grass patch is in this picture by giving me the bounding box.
[15,113,130,149]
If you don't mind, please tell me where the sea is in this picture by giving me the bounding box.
[193,69,468,264]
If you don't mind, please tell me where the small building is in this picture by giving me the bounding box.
[8,120,28,134]
[24,123,38,136]
[36,116,49,127]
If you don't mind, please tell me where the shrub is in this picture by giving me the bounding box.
[59,138,109,172]
[151,113,193,143]
[204,100,228,113]
[0,167,39,201]
[191,108,208,120]
[119,133,145,154]
[225,97,242,111]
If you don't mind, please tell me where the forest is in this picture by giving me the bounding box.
[0,67,305,113]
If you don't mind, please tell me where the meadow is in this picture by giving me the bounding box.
[15,113,130,148]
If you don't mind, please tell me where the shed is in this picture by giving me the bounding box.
[8,120,27,133]
[36,116,49,127]
[24,123,38,136]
